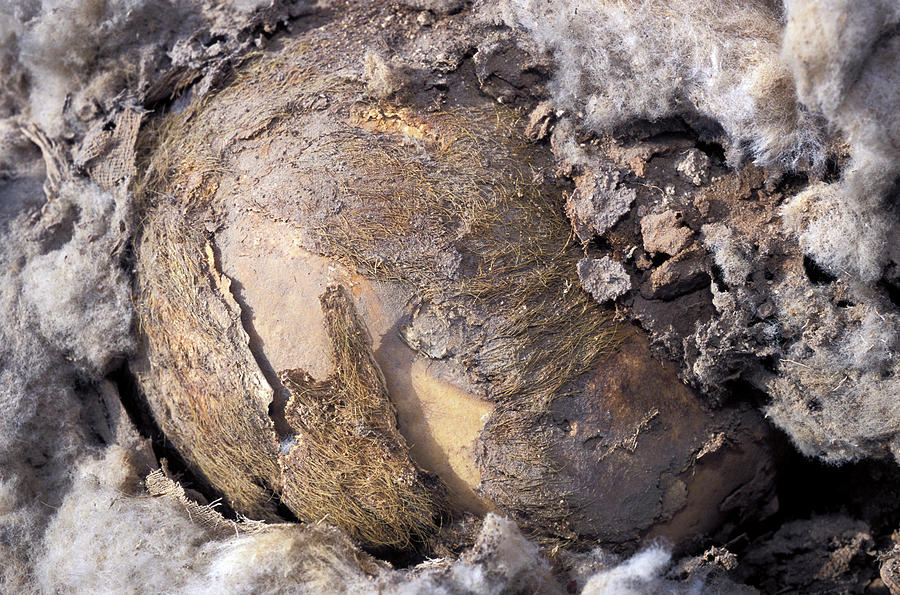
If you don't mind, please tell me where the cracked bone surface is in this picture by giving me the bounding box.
[132,29,776,550]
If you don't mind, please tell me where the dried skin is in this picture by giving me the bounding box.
[133,211,282,520]
[132,21,774,550]
[279,285,442,548]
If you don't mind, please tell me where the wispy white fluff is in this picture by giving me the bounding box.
[36,447,381,595]
[0,125,136,590]
[765,299,900,464]
[581,544,706,595]
[0,0,280,136]
[0,1,187,135]
[781,0,899,282]
[21,181,134,373]
[487,0,826,170]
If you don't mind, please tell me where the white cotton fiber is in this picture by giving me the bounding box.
[21,181,135,373]
[0,169,131,591]
[765,300,900,464]
[37,446,382,594]
[36,447,212,594]
[183,528,379,595]
[782,181,892,284]
[782,0,900,119]
[486,0,826,170]
[582,544,674,595]
[781,0,900,282]
[0,0,281,136]
[381,513,561,594]
[6,0,174,135]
